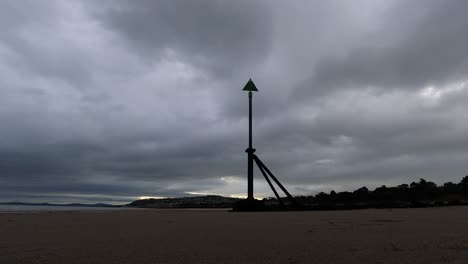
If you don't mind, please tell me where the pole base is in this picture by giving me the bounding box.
[232,198,265,212]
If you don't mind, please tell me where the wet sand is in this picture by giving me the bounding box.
[1,207,468,264]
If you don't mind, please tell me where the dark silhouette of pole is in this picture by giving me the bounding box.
[238,78,296,211]
[247,91,254,199]
[243,79,258,200]
[249,91,252,150]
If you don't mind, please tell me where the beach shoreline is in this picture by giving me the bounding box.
[1,206,468,263]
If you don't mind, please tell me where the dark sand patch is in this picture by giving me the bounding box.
[1,207,468,263]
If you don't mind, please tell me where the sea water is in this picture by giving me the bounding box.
[0,204,133,212]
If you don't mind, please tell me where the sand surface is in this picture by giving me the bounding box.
[1,207,468,264]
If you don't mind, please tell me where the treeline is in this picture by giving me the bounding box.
[274,176,468,210]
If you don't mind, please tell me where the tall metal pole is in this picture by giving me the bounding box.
[242,79,258,201]
[249,91,252,150]
[237,78,296,210]
[247,91,254,200]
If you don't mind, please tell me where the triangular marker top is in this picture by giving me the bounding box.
[242,78,259,92]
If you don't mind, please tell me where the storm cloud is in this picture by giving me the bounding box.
[1,0,468,203]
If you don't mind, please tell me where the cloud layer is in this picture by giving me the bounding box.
[1,0,468,203]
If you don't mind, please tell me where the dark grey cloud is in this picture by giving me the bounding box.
[90,0,273,78]
[1,0,468,204]
[293,0,468,98]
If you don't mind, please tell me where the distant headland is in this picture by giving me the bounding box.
[128,175,468,210]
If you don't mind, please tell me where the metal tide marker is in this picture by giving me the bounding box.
[239,79,296,210]
[243,79,258,200]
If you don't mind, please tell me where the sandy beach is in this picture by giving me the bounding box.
[1,207,468,264]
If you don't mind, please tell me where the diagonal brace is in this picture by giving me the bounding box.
[253,154,296,204]
[254,157,284,206]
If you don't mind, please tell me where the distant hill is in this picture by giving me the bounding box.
[8,175,468,211]
[129,176,468,211]
[127,195,242,208]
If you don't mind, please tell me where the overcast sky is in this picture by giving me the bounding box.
[1,0,468,204]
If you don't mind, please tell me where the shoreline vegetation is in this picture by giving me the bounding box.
[4,175,468,211]
[128,175,468,211]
